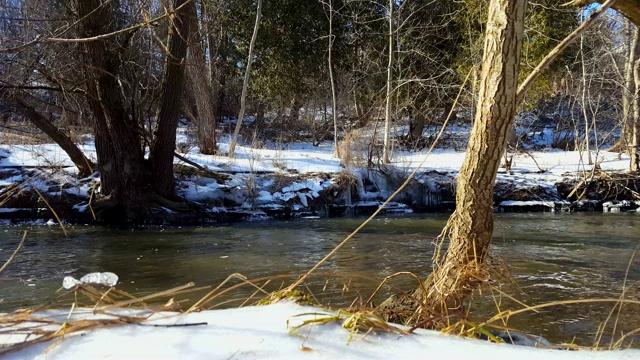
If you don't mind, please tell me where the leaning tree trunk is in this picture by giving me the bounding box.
[624,27,639,150]
[423,0,526,315]
[8,97,94,177]
[150,0,193,198]
[380,0,526,325]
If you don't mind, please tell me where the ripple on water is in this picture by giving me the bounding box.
[1,213,640,347]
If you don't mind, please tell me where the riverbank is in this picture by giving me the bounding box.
[1,135,639,224]
[3,301,640,359]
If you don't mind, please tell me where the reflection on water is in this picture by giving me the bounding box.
[1,212,640,346]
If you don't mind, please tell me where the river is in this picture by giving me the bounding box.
[1,212,640,346]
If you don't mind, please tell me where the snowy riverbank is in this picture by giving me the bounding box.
[3,302,640,359]
[1,122,639,224]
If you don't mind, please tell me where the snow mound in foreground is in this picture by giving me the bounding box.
[4,302,640,360]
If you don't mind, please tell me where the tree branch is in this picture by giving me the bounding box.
[0,0,194,53]
[517,0,618,104]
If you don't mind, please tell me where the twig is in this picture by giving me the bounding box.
[0,231,27,273]
[284,69,474,295]
[566,158,602,200]
[0,1,194,53]
[517,0,619,103]
[139,322,208,327]
[520,149,546,172]
[600,172,640,200]
[32,185,67,236]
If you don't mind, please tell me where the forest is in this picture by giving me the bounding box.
[2,0,640,357]
[0,0,638,221]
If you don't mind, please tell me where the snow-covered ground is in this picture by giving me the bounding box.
[0,132,629,180]
[3,302,640,360]
[0,116,640,223]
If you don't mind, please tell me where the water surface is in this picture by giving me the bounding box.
[1,212,639,346]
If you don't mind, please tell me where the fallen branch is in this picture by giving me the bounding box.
[173,153,229,183]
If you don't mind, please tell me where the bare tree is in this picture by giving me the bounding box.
[580,24,594,165]
[381,0,526,321]
[228,0,262,158]
[185,1,218,155]
[321,0,340,157]
[381,0,618,324]
[632,55,640,171]
[149,0,194,198]
[382,0,394,164]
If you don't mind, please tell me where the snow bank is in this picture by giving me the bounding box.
[4,302,640,360]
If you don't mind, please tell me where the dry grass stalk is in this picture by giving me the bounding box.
[282,69,471,297]
[0,231,26,273]
[0,282,210,356]
[31,185,67,236]
[289,309,410,342]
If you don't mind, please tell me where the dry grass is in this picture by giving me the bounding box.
[2,257,640,356]
[288,309,409,343]
[0,266,391,356]
[0,283,207,356]
[336,130,371,169]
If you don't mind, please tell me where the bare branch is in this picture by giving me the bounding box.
[0,0,194,54]
[517,0,618,103]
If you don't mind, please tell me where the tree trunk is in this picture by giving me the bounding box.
[4,95,94,177]
[580,29,593,165]
[325,0,340,157]
[78,0,146,211]
[425,0,526,313]
[380,0,526,324]
[625,27,639,146]
[408,112,426,141]
[185,1,218,155]
[631,58,640,171]
[228,0,262,158]
[150,0,193,198]
[290,97,302,123]
[382,0,393,164]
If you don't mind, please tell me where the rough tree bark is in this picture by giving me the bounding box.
[380,0,526,324]
[422,0,526,315]
[2,94,94,177]
[185,1,217,155]
[609,24,638,153]
[78,0,146,212]
[150,0,193,198]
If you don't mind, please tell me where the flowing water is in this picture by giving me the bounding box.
[1,212,640,346]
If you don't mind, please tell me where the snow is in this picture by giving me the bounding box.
[0,122,635,217]
[499,200,556,207]
[4,302,640,360]
[0,132,631,199]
